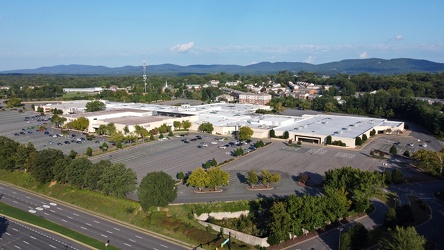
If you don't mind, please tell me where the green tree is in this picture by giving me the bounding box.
[391,169,403,184]
[261,170,280,187]
[247,170,258,188]
[355,137,363,146]
[51,114,67,128]
[198,122,214,133]
[186,167,210,191]
[138,171,177,211]
[362,134,368,142]
[206,167,230,191]
[176,171,184,180]
[6,97,22,108]
[101,142,108,152]
[173,121,182,130]
[27,148,64,183]
[390,144,398,155]
[109,131,125,143]
[182,120,191,130]
[52,156,72,183]
[86,146,93,156]
[85,100,106,112]
[384,208,397,229]
[378,226,426,250]
[267,201,291,245]
[403,150,411,157]
[86,160,111,191]
[69,150,77,159]
[123,125,129,135]
[98,163,137,198]
[65,157,93,188]
[235,147,244,156]
[326,135,332,145]
[283,131,289,139]
[238,126,254,141]
[269,129,276,138]
[116,141,122,149]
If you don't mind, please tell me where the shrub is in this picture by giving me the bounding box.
[392,169,403,184]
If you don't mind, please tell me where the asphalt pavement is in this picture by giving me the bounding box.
[0,183,189,250]
[0,216,88,250]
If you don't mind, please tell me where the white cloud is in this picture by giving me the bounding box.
[171,42,194,53]
[393,35,403,41]
[304,55,315,64]
[359,51,368,59]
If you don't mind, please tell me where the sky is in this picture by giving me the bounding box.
[1,0,444,71]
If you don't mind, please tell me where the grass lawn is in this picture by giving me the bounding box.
[0,202,120,250]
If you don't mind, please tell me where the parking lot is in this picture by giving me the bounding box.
[1,109,442,188]
[0,110,112,155]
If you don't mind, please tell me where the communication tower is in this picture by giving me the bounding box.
[143,61,147,94]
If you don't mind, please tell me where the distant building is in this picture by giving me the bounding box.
[63,87,103,93]
[209,80,220,87]
[185,84,201,90]
[238,93,271,105]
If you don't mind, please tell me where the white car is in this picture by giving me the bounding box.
[211,141,218,144]
[420,144,427,148]
[219,145,227,149]
[202,143,208,147]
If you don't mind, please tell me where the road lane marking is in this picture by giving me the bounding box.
[13,201,18,204]
[106,231,113,234]
[50,210,55,213]
[61,219,67,222]
[101,234,108,238]
[56,207,62,210]
[23,241,29,245]
[86,223,92,226]
[73,213,79,216]
[124,243,131,247]
[81,226,87,230]
[49,244,57,248]
[113,227,120,231]
[44,212,49,215]
[93,220,100,224]
[5,232,10,236]
[161,244,168,248]
[67,216,73,219]
[12,227,18,231]
[129,239,136,242]
[30,236,36,240]
[14,245,21,249]
[25,196,30,199]
[49,202,57,206]
[135,235,142,239]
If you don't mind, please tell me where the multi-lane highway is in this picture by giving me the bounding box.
[0,183,188,250]
[0,216,88,250]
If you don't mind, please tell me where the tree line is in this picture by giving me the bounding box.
[0,136,177,207]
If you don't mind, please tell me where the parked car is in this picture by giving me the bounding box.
[219,145,227,149]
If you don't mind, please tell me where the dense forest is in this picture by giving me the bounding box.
[1,72,444,137]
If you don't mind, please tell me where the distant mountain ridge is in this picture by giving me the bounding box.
[2,58,444,76]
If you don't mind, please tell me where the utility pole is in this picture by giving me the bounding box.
[143,61,147,94]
